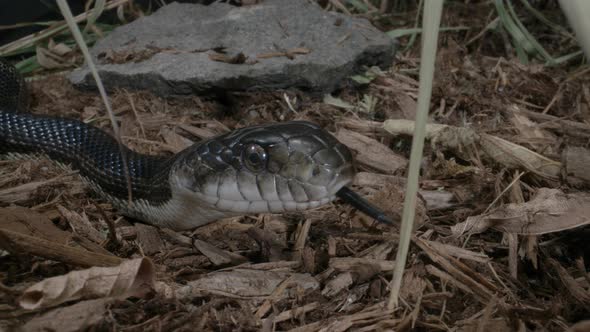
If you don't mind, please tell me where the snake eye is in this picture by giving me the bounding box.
[242,144,267,172]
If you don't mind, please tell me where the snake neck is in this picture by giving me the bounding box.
[0,109,174,205]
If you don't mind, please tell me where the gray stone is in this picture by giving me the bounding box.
[70,0,396,95]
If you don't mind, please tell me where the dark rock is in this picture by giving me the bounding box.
[70,0,396,96]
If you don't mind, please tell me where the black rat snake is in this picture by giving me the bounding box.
[0,59,390,230]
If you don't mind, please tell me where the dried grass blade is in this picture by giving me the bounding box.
[387,0,444,310]
[56,0,133,203]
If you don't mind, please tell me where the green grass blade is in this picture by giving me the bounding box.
[494,0,532,62]
[519,0,574,40]
[402,0,424,52]
[85,0,107,31]
[387,26,469,39]
[346,0,369,13]
[506,0,553,63]
[548,50,583,66]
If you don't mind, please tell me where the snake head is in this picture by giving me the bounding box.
[177,121,355,214]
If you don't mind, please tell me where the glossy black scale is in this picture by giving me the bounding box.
[0,59,173,203]
[0,109,174,203]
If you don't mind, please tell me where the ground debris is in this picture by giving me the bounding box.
[2,2,589,330]
[19,298,114,332]
[173,268,319,300]
[452,188,590,236]
[135,223,165,256]
[18,258,154,310]
[336,128,407,174]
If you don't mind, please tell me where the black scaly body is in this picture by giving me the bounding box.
[0,59,173,203]
[0,58,362,229]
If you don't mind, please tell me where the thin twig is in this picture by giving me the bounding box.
[94,202,120,247]
[0,229,122,267]
[126,90,146,138]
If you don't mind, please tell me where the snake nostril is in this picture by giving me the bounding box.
[312,165,321,176]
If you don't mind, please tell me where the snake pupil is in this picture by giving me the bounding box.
[249,154,260,164]
[243,144,267,171]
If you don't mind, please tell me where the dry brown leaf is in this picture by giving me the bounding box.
[36,46,70,69]
[0,206,71,244]
[194,239,248,266]
[19,298,113,332]
[19,257,155,310]
[508,106,557,154]
[452,188,590,236]
[48,38,73,56]
[480,133,560,180]
[336,128,407,174]
[174,269,318,299]
[383,119,561,180]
